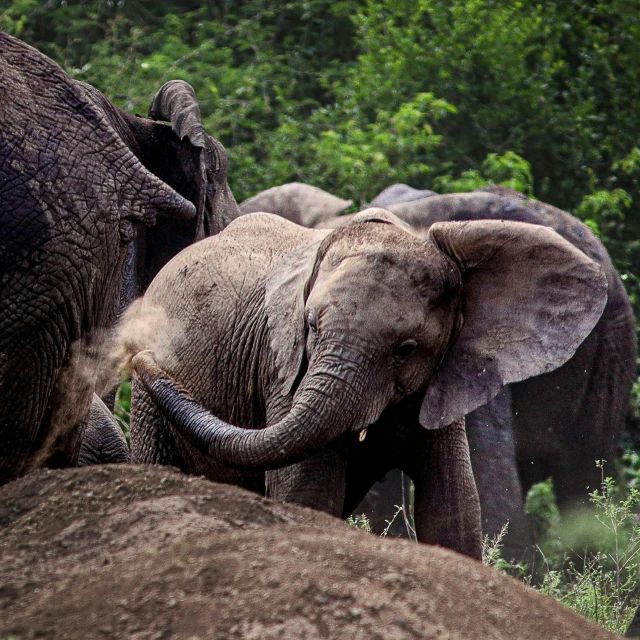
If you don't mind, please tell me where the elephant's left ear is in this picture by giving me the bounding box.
[419,220,608,430]
[264,232,328,396]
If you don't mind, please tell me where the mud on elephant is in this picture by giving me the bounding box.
[126,208,606,559]
[0,32,238,483]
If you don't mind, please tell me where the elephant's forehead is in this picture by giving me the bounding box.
[311,254,453,315]
[320,240,457,298]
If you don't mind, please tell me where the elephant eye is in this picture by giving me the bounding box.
[393,339,418,364]
[307,310,318,334]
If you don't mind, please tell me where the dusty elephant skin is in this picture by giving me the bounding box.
[0,466,616,640]
[351,187,637,562]
[128,209,606,559]
[0,33,239,482]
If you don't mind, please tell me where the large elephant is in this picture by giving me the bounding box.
[127,208,606,559]
[0,32,237,483]
[348,186,636,560]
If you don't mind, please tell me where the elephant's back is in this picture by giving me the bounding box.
[389,192,608,266]
[144,212,319,308]
[239,183,352,228]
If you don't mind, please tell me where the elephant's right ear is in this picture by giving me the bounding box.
[419,220,608,430]
[74,79,197,226]
[264,234,328,395]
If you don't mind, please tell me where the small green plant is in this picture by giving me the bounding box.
[380,505,404,538]
[347,504,415,540]
[346,514,373,534]
[485,463,640,634]
[482,522,510,568]
[114,377,132,444]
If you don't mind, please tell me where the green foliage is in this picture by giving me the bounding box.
[114,378,131,444]
[524,478,561,548]
[309,93,454,204]
[346,513,373,534]
[622,449,640,491]
[490,466,640,634]
[434,151,534,195]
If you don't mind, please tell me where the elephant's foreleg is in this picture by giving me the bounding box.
[411,418,482,560]
[266,444,347,517]
[130,376,178,465]
[466,388,532,563]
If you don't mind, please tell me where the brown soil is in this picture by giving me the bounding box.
[0,465,616,639]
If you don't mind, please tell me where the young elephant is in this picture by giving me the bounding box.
[129,209,606,559]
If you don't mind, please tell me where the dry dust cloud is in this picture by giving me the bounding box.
[27,300,180,471]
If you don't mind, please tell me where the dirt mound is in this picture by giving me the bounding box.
[0,466,614,639]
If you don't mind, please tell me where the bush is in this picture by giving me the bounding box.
[488,463,640,635]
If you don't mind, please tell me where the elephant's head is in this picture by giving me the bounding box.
[133,209,607,469]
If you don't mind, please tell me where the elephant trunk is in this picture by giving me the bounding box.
[132,346,386,470]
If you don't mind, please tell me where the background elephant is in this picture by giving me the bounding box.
[0,33,237,482]
[349,186,636,561]
[127,209,606,559]
[370,183,437,208]
[238,182,352,228]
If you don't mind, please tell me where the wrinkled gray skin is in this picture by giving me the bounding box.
[239,183,352,228]
[352,186,636,562]
[128,209,607,560]
[77,397,129,466]
[77,79,240,464]
[0,33,236,483]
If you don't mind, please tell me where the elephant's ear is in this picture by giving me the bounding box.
[264,234,327,395]
[149,80,236,237]
[149,80,207,148]
[419,220,608,430]
[73,79,196,225]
